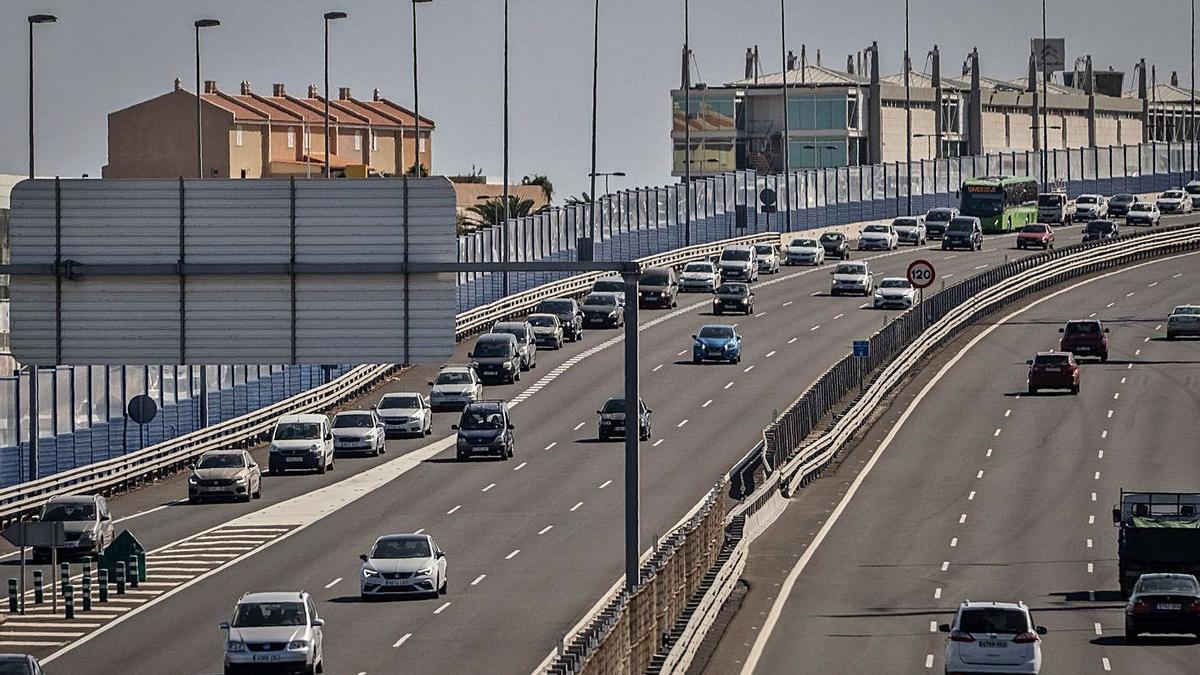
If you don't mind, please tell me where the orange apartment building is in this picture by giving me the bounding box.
[103,79,433,179]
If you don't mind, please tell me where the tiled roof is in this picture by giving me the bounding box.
[191,83,435,128]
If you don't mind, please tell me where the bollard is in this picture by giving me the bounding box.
[128,555,139,588]
[33,570,44,604]
[98,568,108,603]
[7,579,16,613]
[116,562,126,595]
[64,583,74,620]
[82,571,92,612]
[60,562,70,595]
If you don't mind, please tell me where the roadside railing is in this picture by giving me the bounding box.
[543,221,1200,674]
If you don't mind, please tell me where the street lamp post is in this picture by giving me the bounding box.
[586,0,601,262]
[194,18,220,180]
[502,0,510,295]
[904,0,912,217]
[27,13,57,179]
[1192,0,1196,180]
[1041,0,1050,189]
[780,0,791,230]
[412,0,432,177]
[682,0,692,248]
[323,11,348,178]
[589,171,626,197]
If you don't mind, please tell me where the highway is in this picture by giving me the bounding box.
[0,219,1178,674]
[716,247,1200,674]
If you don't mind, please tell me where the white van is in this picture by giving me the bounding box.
[268,413,335,475]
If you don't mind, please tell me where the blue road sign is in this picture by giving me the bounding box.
[852,340,870,358]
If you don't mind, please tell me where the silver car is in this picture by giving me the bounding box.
[188,449,262,503]
[526,313,564,349]
[1167,304,1200,339]
[374,392,432,438]
[492,321,538,370]
[428,366,484,412]
[220,591,324,675]
[331,409,388,453]
[32,495,114,562]
[359,533,448,600]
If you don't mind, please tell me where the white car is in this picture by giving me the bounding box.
[783,236,825,266]
[375,392,433,437]
[268,413,335,475]
[753,243,781,274]
[940,601,1046,675]
[331,410,387,455]
[221,592,325,675]
[873,277,917,309]
[891,216,927,245]
[679,260,720,292]
[359,533,447,600]
[1073,194,1108,221]
[857,224,898,251]
[1156,189,1193,215]
[1167,304,1200,339]
[1125,201,1161,227]
[829,261,874,296]
[718,245,759,282]
[428,366,484,412]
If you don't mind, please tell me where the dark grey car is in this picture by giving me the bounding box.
[534,297,584,341]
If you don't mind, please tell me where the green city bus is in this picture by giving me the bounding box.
[959,176,1038,233]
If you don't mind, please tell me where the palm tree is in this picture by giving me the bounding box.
[406,162,430,177]
[521,174,554,203]
[466,195,549,228]
[565,192,592,206]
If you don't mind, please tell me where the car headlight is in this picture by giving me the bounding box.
[308,444,321,453]
[269,444,281,453]
[740,298,748,304]
[234,474,248,483]
[502,362,514,370]
[416,566,434,577]
[286,640,309,650]
[362,567,381,578]
[188,475,199,484]
[457,437,469,447]
[227,641,247,652]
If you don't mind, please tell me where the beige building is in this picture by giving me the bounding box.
[103,79,434,179]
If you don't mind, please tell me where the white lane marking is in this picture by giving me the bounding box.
[754,312,767,318]
[393,633,412,648]
[945,255,958,260]
[481,483,496,493]
[724,381,734,389]
[545,442,557,451]
[1101,430,1108,439]
[513,462,527,471]
[570,502,583,512]
[505,550,520,560]
[1088,562,1094,574]
[976,470,984,479]
[1174,273,1183,278]
[1098,450,1104,459]
[1087,538,1094,548]
[857,303,871,309]
[967,491,976,501]
[1106,302,1115,308]
[1113,392,1120,400]
[538,525,554,535]
[1127,363,1133,370]
[943,273,955,279]
[959,514,967,524]
[930,621,938,632]
[1144,335,1151,343]
[1089,515,1096,525]
[702,399,713,408]
[924,654,934,669]
[1004,409,1011,417]
[324,577,342,589]
[1107,410,1114,418]
[993,428,1002,437]
[810,291,822,297]
[1095,622,1103,636]
[1092,492,1098,502]
[985,448,992,458]
[446,505,462,515]
[765,350,776,358]
[940,561,949,572]
[1088,312,1097,318]
[1155,324,1162,330]
[782,300,794,307]
[973,264,988,270]
[787,337,798,344]
[743,365,755,372]
[833,313,845,320]
[1134,349,1141,356]
[1126,292,1135,297]
[652,439,664,447]
[471,574,486,586]
[433,602,451,614]
[598,480,612,489]
[677,350,687,356]
[573,422,586,431]
[677,419,689,428]
[950,537,958,547]
[933,587,942,599]
[652,364,663,372]
[1094,471,1101,480]
[1149,281,1158,287]
[810,325,821,331]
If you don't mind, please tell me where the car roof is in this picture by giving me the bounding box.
[594,275,622,281]
[958,600,1028,611]
[374,533,432,545]
[1137,572,1198,581]
[723,244,753,251]
[880,277,910,283]
[201,448,247,455]
[239,591,309,604]
[46,495,99,504]
[586,291,621,299]
[526,312,558,318]
[478,332,519,341]
[1036,350,1071,356]
[1066,318,1102,325]
[701,323,736,330]
[277,413,326,424]
[464,400,506,410]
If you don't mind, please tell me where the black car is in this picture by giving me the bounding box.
[1082,219,1119,243]
[924,207,959,239]
[453,401,515,461]
[535,297,584,341]
[638,266,679,309]
[1108,193,1136,217]
[597,397,652,441]
[581,292,625,328]
[941,216,983,251]
[1125,573,1200,639]
[819,232,851,259]
[712,282,754,315]
[0,655,44,675]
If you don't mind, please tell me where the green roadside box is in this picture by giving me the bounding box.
[97,530,146,582]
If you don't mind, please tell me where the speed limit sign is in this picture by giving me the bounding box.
[906,259,936,289]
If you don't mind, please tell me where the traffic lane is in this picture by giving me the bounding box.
[745,253,1200,674]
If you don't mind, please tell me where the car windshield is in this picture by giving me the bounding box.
[435,371,472,385]
[1112,194,1135,203]
[880,279,911,289]
[791,239,819,247]
[949,219,975,232]
[40,502,96,522]
[1066,322,1101,334]
[601,399,627,414]
[1162,191,1184,199]
[592,279,624,293]
[864,225,889,233]
[1130,203,1153,212]
[819,232,843,241]
[492,324,528,339]
[716,284,748,296]
[0,661,32,675]
[961,191,1003,216]
[584,295,617,307]
[198,453,245,469]
[892,218,918,227]
[1077,195,1097,204]
[926,209,953,222]
[527,315,557,328]
[721,249,751,262]
[380,395,421,409]
[1085,221,1114,233]
[754,245,774,254]
[274,422,320,440]
[1173,306,1200,316]
[1038,194,1065,206]
[958,608,1028,635]
[1034,354,1070,366]
[232,602,306,628]
[334,413,376,428]
[460,408,505,430]
[473,340,513,357]
[642,273,670,286]
[684,262,713,273]
[1136,576,1200,595]
[1020,224,1048,233]
[371,537,432,559]
[698,325,735,339]
[537,299,573,314]
[835,265,865,275]
[1187,184,1200,195]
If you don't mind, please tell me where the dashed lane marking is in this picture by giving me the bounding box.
[833,313,844,320]
[481,483,496,493]
[652,364,663,372]
[702,399,713,408]
[677,419,689,428]
[573,422,586,431]
[471,575,486,586]
[765,351,776,358]
[505,550,521,560]
[324,578,342,589]
[393,633,412,648]
[653,439,664,447]
[598,480,612,489]
[513,462,527,471]
[570,502,584,512]
[545,442,557,451]
[537,525,554,535]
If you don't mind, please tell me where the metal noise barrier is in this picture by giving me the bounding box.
[543,222,1200,675]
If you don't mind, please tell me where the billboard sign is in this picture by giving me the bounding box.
[1032,38,1066,73]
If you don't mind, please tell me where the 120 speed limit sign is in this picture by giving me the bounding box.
[906,259,936,289]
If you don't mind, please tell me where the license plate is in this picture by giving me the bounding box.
[1076,346,1091,352]
[252,655,281,662]
[473,446,490,452]
[285,456,304,463]
[1043,366,1061,372]
[979,640,1008,648]
[613,426,625,432]
[1157,603,1182,610]
[385,579,411,587]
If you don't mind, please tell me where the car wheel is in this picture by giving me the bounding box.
[692,356,701,364]
[733,354,741,364]
[506,446,514,459]
[714,307,722,315]
[241,492,252,503]
[188,496,199,505]
[304,664,316,675]
[316,659,324,674]
[328,457,334,471]
[224,666,235,675]
[1125,626,1139,642]
[439,574,447,595]
[317,461,326,475]
[1071,383,1080,395]
[1100,353,1109,363]
[253,483,262,499]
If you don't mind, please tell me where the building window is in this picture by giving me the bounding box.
[941,97,962,133]
[788,93,851,131]
[370,131,378,152]
[672,142,735,174]
[304,129,311,150]
[846,95,860,130]
[419,134,427,153]
[354,131,362,151]
[789,138,848,169]
[287,129,295,149]
[671,94,737,133]
[235,126,244,147]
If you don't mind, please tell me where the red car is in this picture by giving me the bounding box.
[1059,319,1110,362]
[1016,223,1055,250]
[1027,351,1080,394]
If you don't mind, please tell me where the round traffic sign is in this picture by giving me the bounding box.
[759,188,777,207]
[906,259,936,289]
[127,394,158,425]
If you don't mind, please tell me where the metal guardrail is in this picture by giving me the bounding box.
[548,221,1200,674]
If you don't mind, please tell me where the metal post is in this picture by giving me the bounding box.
[59,561,69,595]
[50,546,57,613]
[780,0,791,229]
[82,563,91,611]
[904,0,912,216]
[64,583,73,620]
[324,18,331,178]
[622,269,642,593]
[98,568,108,603]
[586,0,600,262]
[116,561,126,595]
[502,0,511,295]
[412,0,423,178]
[1041,0,1049,188]
[28,368,38,483]
[8,579,17,614]
[1193,0,1197,180]
[33,570,43,605]
[129,555,139,587]
[683,0,692,246]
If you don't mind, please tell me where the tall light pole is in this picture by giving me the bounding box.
[586,0,601,262]
[1192,0,1196,180]
[323,11,348,178]
[904,0,912,216]
[589,170,626,197]
[682,0,692,247]
[194,18,220,180]
[502,0,510,295]
[28,13,57,179]
[412,0,432,177]
[780,0,791,230]
[1041,0,1050,189]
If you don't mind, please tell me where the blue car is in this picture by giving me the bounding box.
[692,324,742,364]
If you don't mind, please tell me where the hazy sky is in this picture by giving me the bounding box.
[1,1,1196,201]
